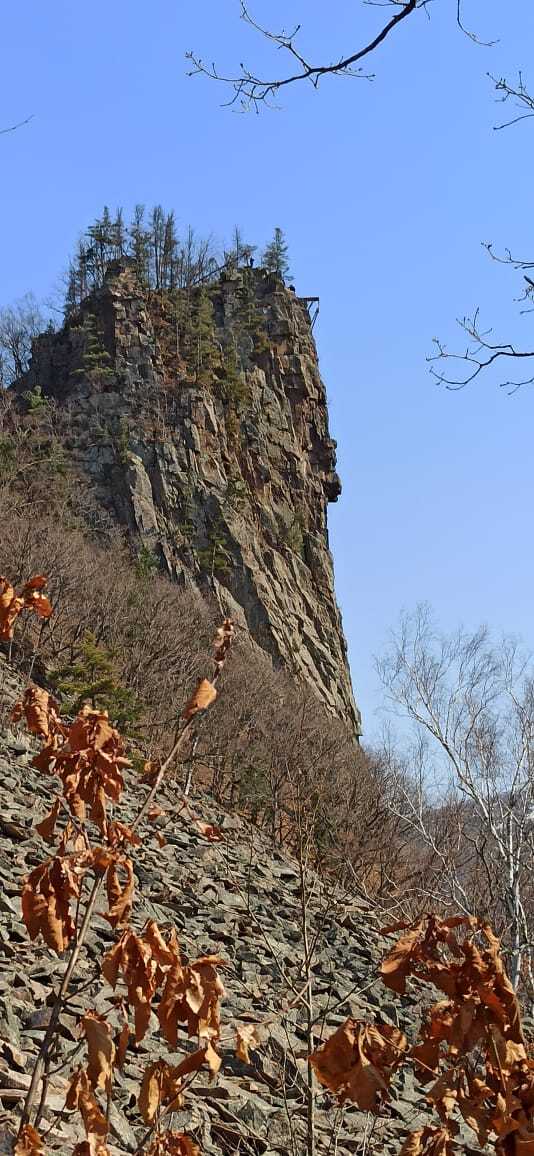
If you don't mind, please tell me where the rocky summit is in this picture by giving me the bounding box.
[0,656,432,1155]
[18,262,360,732]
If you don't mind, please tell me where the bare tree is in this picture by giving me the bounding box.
[430,70,534,392]
[0,294,45,386]
[187,2,493,110]
[377,605,534,1000]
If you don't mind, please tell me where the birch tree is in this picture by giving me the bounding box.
[378,606,534,1000]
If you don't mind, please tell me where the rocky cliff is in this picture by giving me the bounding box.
[20,262,360,732]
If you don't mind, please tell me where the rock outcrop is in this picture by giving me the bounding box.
[20,263,360,732]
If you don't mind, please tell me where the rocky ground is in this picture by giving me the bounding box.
[0,654,437,1155]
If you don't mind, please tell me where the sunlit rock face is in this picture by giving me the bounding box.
[23,261,360,731]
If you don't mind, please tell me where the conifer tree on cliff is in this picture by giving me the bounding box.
[262,227,290,281]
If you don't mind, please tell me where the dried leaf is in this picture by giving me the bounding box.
[380,919,425,994]
[158,953,225,1046]
[236,1022,261,1064]
[195,820,223,842]
[72,1144,111,1156]
[14,1125,44,1156]
[35,798,61,843]
[82,1011,115,1092]
[148,804,165,821]
[213,618,235,666]
[182,678,217,720]
[144,1134,200,1156]
[103,857,134,927]
[66,1068,108,1138]
[115,1022,130,1070]
[399,1126,456,1156]
[310,1019,407,1109]
[0,574,53,641]
[22,854,83,952]
[139,1061,184,1124]
[102,923,175,1042]
[205,1040,222,1077]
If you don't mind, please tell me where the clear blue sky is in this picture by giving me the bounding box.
[2,1,533,738]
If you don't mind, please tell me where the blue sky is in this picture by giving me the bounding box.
[1,1,533,737]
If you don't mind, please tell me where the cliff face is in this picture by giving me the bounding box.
[23,262,360,731]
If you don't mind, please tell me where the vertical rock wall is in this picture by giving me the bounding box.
[23,262,361,732]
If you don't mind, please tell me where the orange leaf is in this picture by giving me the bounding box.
[103,857,134,927]
[182,678,217,720]
[236,1022,261,1064]
[82,1011,115,1092]
[35,798,61,843]
[66,1068,108,1138]
[139,1061,184,1124]
[22,855,82,953]
[310,1019,407,1110]
[144,1133,201,1156]
[115,1022,130,1070]
[195,820,223,842]
[14,1125,44,1156]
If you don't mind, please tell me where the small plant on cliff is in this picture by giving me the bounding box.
[23,383,48,413]
[221,341,250,407]
[237,273,269,355]
[196,518,233,579]
[135,543,160,579]
[280,511,305,558]
[181,287,219,386]
[73,313,114,387]
[312,913,534,1156]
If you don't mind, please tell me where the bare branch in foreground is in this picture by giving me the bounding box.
[456,0,498,47]
[428,309,534,393]
[491,71,534,131]
[186,0,426,110]
[0,115,34,136]
[188,1,498,110]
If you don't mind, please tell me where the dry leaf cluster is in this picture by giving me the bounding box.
[313,913,534,1155]
[0,574,52,641]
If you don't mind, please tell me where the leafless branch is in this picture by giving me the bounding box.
[0,115,34,136]
[186,1,427,110]
[456,1,498,47]
[490,71,534,131]
[428,310,534,393]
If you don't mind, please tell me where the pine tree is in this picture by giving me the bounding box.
[162,211,178,289]
[52,632,141,729]
[262,227,290,280]
[188,287,218,385]
[73,313,114,386]
[151,205,166,289]
[113,207,126,258]
[129,204,151,286]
